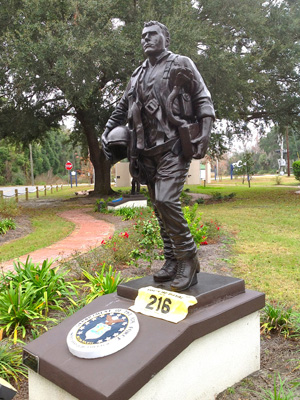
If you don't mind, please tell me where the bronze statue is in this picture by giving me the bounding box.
[102,21,215,291]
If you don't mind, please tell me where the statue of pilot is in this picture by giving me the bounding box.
[102,21,215,291]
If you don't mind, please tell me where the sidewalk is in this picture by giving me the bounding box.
[1,209,115,273]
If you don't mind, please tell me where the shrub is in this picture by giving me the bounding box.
[212,192,223,201]
[183,204,207,247]
[196,197,205,204]
[0,257,79,341]
[2,257,78,309]
[0,341,27,384]
[292,160,300,181]
[274,175,283,185]
[0,281,53,342]
[203,219,221,243]
[114,207,143,220]
[82,264,125,303]
[260,303,300,338]
[180,191,192,206]
[0,218,16,235]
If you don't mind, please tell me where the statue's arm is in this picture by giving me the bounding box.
[177,56,215,159]
[101,90,129,161]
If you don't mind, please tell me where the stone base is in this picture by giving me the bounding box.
[28,312,260,400]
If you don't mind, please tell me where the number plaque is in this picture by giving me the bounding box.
[129,286,197,323]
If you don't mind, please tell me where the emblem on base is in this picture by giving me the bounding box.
[67,308,139,358]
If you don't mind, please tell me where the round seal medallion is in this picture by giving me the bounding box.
[67,308,139,359]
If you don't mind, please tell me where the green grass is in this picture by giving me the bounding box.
[0,209,74,263]
[207,175,299,187]
[186,183,300,308]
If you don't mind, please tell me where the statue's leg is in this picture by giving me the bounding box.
[147,177,178,282]
[151,151,199,290]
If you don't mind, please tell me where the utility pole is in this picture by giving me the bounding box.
[286,126,290,177]
[29,144,34,185]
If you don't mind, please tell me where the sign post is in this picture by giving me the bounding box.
[65,161,73,186]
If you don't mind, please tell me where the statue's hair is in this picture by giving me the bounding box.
[143,21,170,46]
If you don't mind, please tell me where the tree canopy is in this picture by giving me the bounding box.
[0,0,299,194]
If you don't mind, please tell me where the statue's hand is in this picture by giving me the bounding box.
[192,117,213,159]
[192,134,210,159]
[101,128,113,161]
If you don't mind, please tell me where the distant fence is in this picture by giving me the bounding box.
[0,185,63,202]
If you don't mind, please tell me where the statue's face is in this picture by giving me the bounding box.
[141,25,168,57]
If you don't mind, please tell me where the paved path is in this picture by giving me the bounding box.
[1,209,115,273]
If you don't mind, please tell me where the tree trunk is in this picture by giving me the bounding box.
[76,109,113,196]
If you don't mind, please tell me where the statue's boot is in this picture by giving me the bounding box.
[153,258,178,282]
[170,255,200,292]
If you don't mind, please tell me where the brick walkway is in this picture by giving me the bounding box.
[1,209,115,273]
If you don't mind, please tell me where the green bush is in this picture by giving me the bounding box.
[260,303,300,338]
[0,281,53,341]
[0,341,27,384]
[0,257,79,341]
[183,204,207,246]
[292,160,300,181]
[0,218,16,235]
[83,264,125,303]
[2,257,78,308]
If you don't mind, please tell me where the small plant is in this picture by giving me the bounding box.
[253,373,300,400]
[212,192,223,201]
[183,204,207,246]
[114,207,141,220]
[82,264,125,303]
[94,199,108,212]
[223,192,236,200]
[180,191,192,206]
[203,219,221,243]
[101,230,139,265]
[0,341,27,384]
[2,257,78,308]
[260,303,299,338]
[0,218,16,234]
[196,197,205,204]
[274,175,283,185]
[0,281,54,342]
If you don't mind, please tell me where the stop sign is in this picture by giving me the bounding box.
[65,161,73,170]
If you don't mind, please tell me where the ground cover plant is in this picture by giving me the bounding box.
[0,340,27,384]
[0,257,79,342]
[0,218,16,235]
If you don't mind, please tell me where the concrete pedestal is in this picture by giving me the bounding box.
[24,273,265,400]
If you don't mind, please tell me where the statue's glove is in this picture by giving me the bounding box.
[101,128,113,161]
[192,117,214,159]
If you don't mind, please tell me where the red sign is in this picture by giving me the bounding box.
[65,161,73,171]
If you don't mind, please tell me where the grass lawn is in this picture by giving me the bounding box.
[0,185,93,262]
[186,177,300,309]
